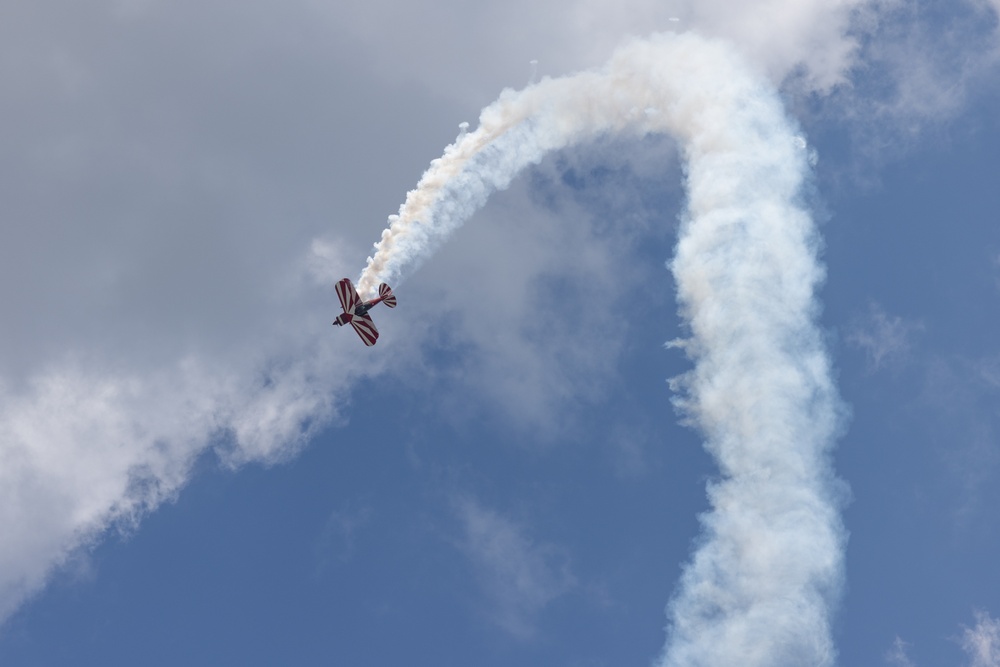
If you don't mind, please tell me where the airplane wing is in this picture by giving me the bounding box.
[350,313,379,346]
[335,278,362,314]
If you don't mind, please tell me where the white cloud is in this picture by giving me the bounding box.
[808,0,1000,178]
[0,0,420,623]
[0,285,385,622]
[975,0,1000,31]
[0,0,655,624]
[962,611,1000,667]
[452,496,576,639]
[316,0,872,109]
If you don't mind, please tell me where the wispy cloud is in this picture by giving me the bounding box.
[608,421,652,479]
[847,302,923,372]
[314,502,374,571]
[884,612,1000,667]
[992,252,1000,292]
[452,496,575,639]
[961,610,1000,667]
[918,358,1000,527]
[805,0,1000,187]
[885,636,916,667]
[978,356,1000,390]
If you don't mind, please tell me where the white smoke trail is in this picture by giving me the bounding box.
[360,32,846,667]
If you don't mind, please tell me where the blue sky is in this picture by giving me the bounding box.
[2,1,1000,665]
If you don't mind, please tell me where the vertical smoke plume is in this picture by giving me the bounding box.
[360,32,846,667]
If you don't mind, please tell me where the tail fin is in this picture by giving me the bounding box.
[379,283,397,308]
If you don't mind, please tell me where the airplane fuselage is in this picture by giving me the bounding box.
[333,278,396,345]
[333,297,379,326]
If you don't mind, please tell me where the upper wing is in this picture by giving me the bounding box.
[335,278,361,314]
[350,313,379,346]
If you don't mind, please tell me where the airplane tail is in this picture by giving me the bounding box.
[379,283,397,308]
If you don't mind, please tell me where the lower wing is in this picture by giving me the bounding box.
[350,313,379,346]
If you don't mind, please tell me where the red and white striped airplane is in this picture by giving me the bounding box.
[332,278,396,346]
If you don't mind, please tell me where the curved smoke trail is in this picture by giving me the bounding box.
[360,32,846,667]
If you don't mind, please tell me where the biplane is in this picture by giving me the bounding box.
[332,278,396,346]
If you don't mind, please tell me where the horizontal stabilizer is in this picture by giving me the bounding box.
[379,283,397,308]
